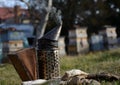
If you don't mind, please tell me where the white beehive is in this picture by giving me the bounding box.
[68,27,87,38]
[58,37,66,56]
[2,40,24,57]
[99,25,118,50]
[68,26,89,55]
[105,27,117,37]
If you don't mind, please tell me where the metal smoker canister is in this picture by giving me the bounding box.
[38,49,60,79]
[37,24,62,79]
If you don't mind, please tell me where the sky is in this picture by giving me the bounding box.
[0,0,28,9]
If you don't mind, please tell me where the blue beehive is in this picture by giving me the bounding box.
[0,24,34,38]
[1,30,29,59]
[1,30,25,42]
[90,34,104,51]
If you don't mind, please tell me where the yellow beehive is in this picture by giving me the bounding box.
[2,40,24,56]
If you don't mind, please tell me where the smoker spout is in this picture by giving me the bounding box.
[42,24,62,41]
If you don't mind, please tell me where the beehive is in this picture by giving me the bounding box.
[90,34,104,51]
[68,44,79,55]
[2,40,24,57]
[68,27,87,38]
[1,30,26,59]
[58,37,66,56]
[22,19,30,24]
[68,38,89,54]
[68,26,89,55]
[0,42,2,63]
[99,26,118,50]
[1,30,25,42]
[106,27,117,37]
[2,40,23,51]
[0,36,2,54]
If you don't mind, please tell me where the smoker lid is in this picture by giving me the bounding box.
[38,21,62,50]
[38,39,58,50]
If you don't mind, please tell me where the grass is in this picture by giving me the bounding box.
[0,64,21,85]
[60,49,120,85]
[0,49,120,84]
[60,50,120,75]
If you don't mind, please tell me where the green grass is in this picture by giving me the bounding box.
[0,49,120,84]
[60,49,120,85]
[0,64,21,85]
[60,50,120,75]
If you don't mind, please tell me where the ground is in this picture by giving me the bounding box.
[0,48,120,85]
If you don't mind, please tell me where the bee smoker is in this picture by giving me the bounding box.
[37,23,62,79]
